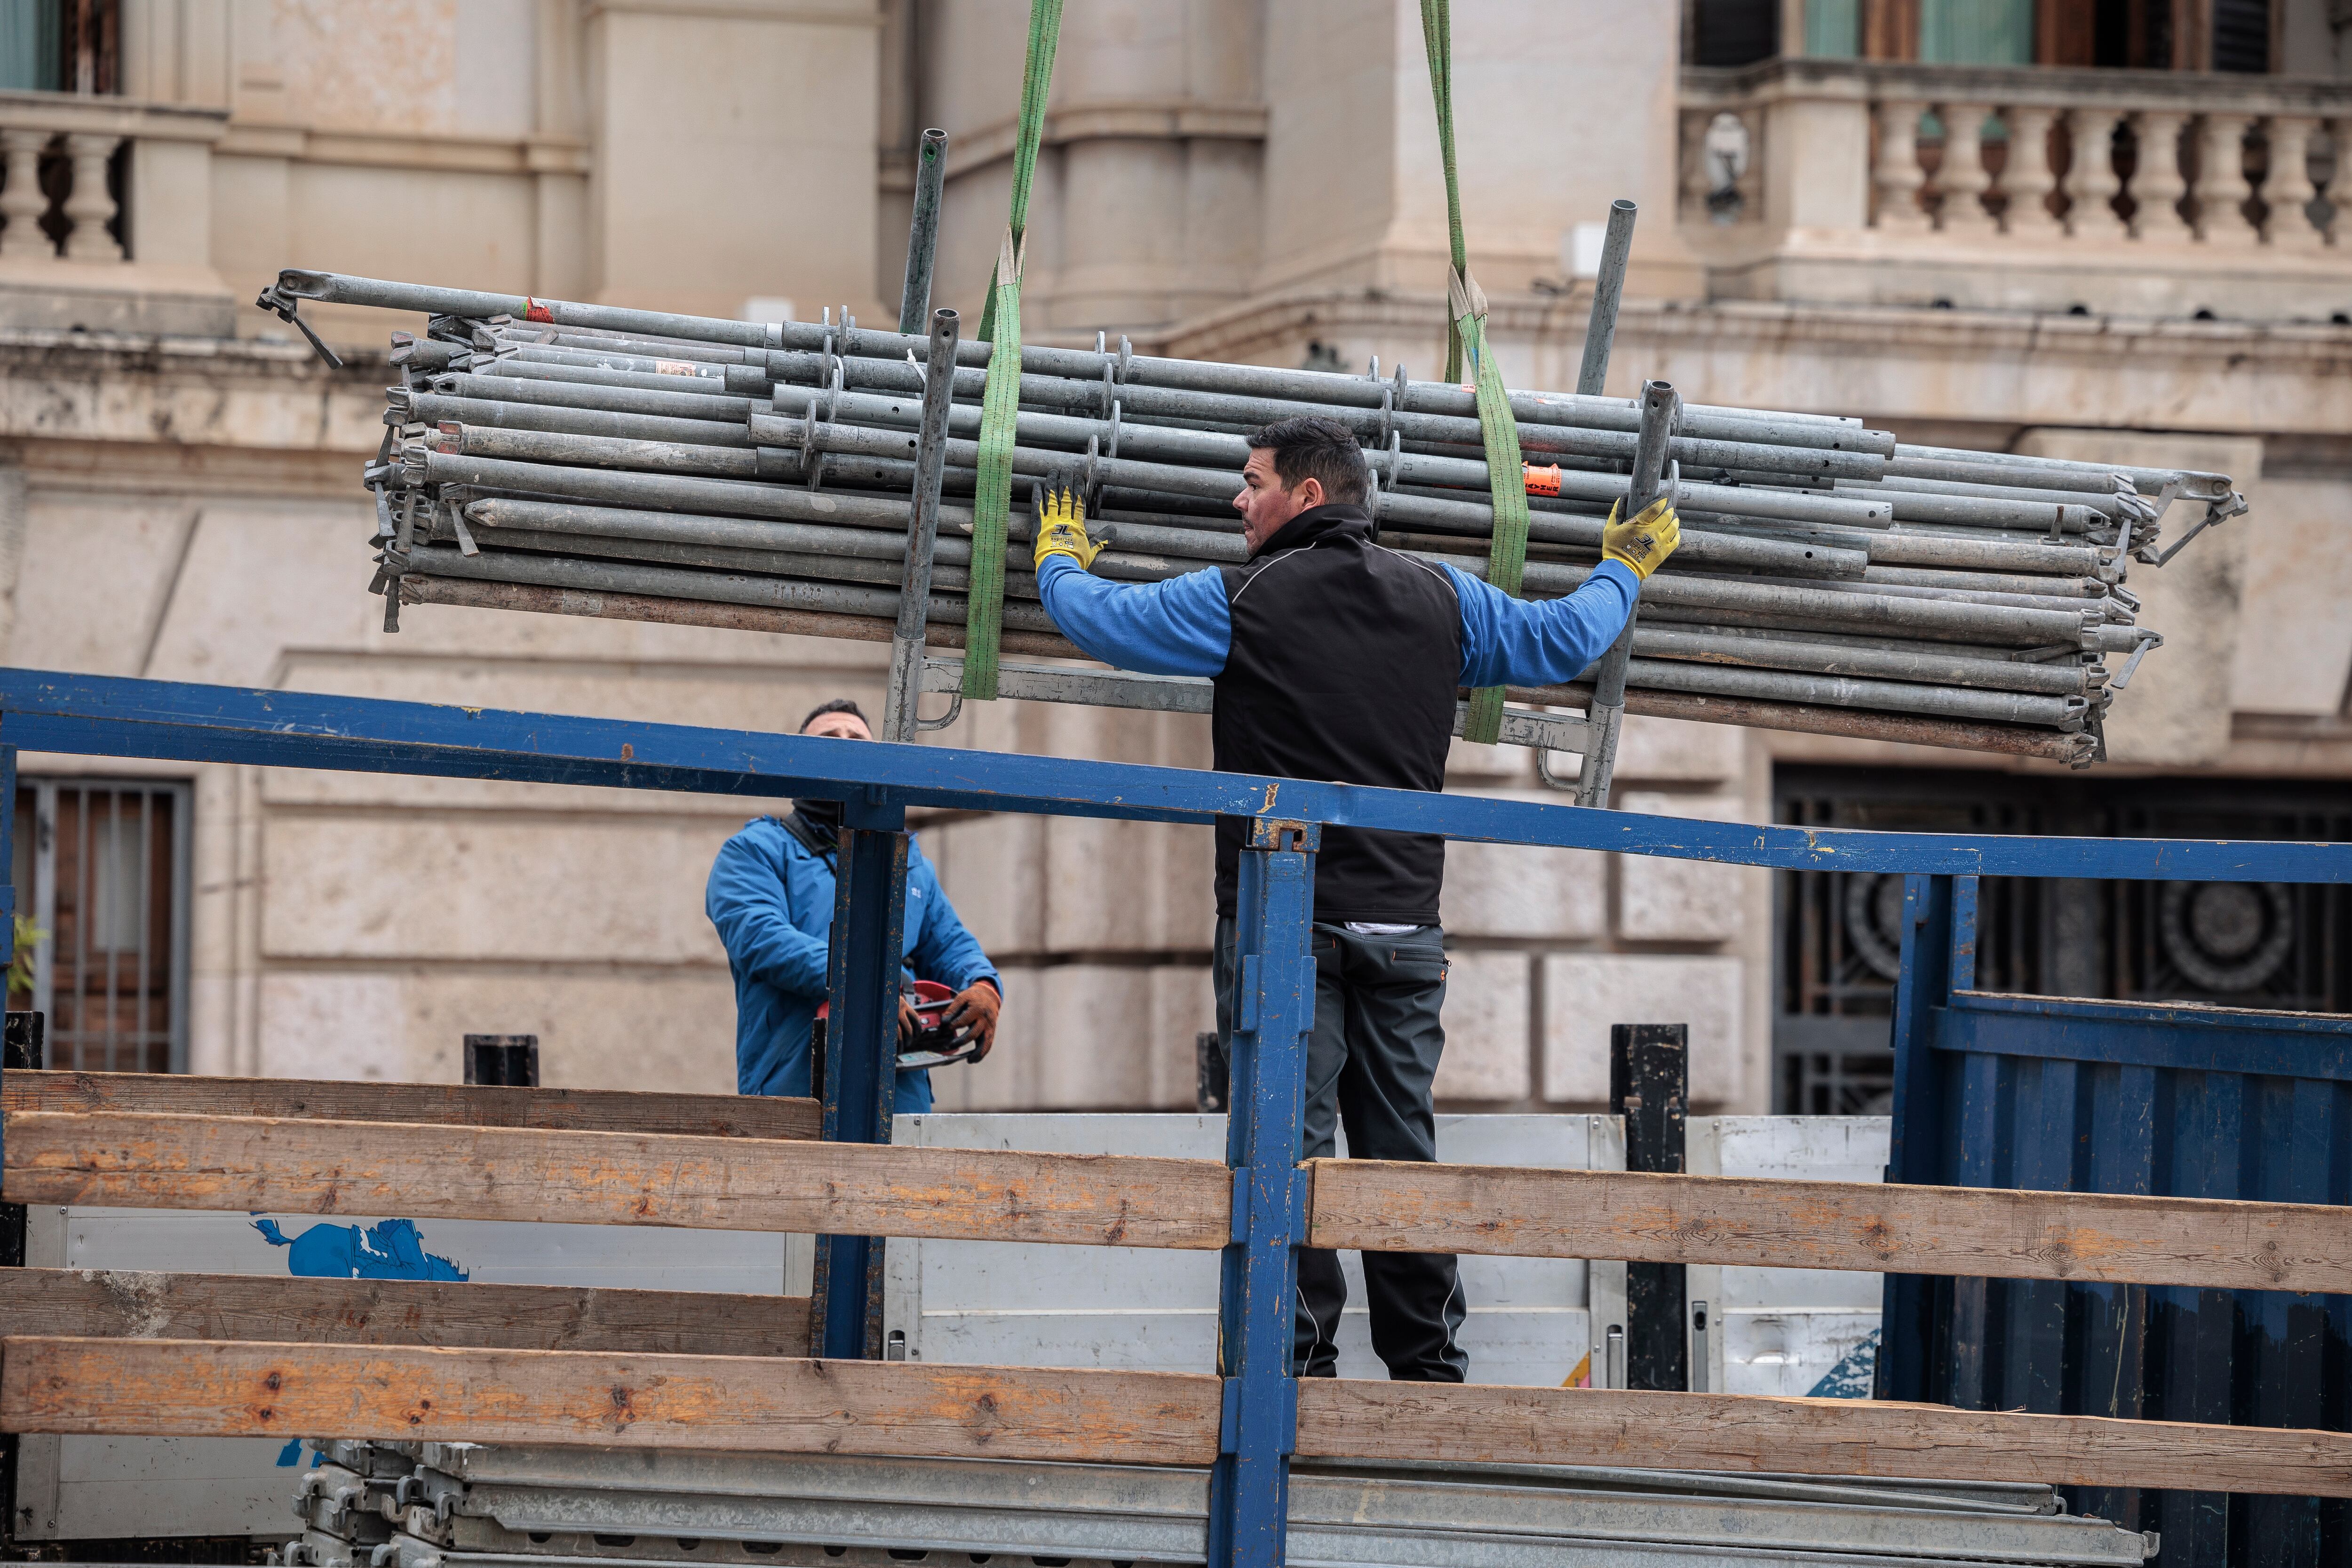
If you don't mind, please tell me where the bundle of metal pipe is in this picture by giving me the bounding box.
[285,267,2247,766]
[276,1439,2155,1568]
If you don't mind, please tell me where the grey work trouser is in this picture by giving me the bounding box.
[1214,917,1470,1382]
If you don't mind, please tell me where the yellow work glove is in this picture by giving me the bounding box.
[1602,493,1681,581]
[1032,485,1104,571]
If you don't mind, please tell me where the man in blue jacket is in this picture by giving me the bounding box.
[706,698,1001,1111]
[1029,414,1679,1383]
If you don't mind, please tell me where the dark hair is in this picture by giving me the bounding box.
[1246,415,1371,508]
[799,698,870,733]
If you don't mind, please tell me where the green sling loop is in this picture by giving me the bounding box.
[962,0,1064,701]
[1421,0,1528,744]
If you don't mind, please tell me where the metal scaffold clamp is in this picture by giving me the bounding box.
[254,279,345,370]
[2140,489,2249,568]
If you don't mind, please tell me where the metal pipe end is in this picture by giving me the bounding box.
[275,269,332,299]
[1610,198,1637,215]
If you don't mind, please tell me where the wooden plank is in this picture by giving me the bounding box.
[1295,1381,2352,1499]
[0,1269,810,1358]
[2,1069,820,1141]
[1308,1159,2352,1294]
[3,1111,1231,1250]
[0,1337,1220,1465]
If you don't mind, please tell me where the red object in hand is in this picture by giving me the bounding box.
[899,979,982,1068]
[815,981,982,1068]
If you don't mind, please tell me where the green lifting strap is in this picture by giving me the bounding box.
[1421,0,1467,387]
[962,0,1064,701]
[1421,0,1527,745]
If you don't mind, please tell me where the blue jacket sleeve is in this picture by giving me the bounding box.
[706,829,831,999]
[908,850,999,995]
[1036,554,1231,677]
[1448,560,1641,689]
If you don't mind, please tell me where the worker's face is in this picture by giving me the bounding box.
[1234,448,1324,556]
[803,711,873,741]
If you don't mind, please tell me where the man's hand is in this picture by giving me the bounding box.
[897,995,922,1050]
[941,979,1002,1063]
[1602,493,1681,581]
[1033,485,1104,571]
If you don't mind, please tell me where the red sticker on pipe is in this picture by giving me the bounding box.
[524,297,555,323]
[1523,463,1562,497]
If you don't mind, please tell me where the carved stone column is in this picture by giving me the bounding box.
[2263,116,2328,250]
[61,132,124,261]
[0,130,52,259]
[2190,112,2258,246]
[1872,99,1929,231]
[1936,103,1997,235]
[2001,105,2063,238]
[2129,110,2194,241]
[2065,108,2130,241]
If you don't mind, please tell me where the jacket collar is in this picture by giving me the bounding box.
[1251,503,1374,560]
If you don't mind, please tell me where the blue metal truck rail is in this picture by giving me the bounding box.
[1,667,2347,1568]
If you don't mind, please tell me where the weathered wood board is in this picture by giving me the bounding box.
[1309,1158,2352,1293]
[0,1337,1222,1465]
[1295,1381,2352,1498]
[3,1070,820,1141]
[8,1336,2342,1497]
[3,1111,1231,1250]
[0,1269,810,1358]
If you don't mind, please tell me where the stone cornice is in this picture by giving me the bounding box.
[0,329,387,453]
[943,101,1269,183]
[217,123,590,176]
[0,91,228,141]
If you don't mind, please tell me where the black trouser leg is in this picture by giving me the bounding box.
[1216,918,1468,1382]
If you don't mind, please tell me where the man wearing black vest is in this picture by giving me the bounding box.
[1032,415,1679,1381]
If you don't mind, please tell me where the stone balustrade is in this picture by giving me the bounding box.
[0,126,126,261]
[0,91,230,334]
[1679,59,2351,321]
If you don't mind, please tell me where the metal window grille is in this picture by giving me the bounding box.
[8,778,191,1073]
[1772,767,2352,1113]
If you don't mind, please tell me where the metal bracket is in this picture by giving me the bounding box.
[2108,628,2163,691]
[253,281,345,369]
[914,690,962,732]
[1248,818,1321,852]
[1224,1163,1315,1263]
[2139,490,2246,568]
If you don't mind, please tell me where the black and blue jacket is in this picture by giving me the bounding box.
[1036,503,1639,923]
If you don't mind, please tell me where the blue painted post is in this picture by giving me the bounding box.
[811,797,910,1362]
[1877,872,1958,1401]
[1207,817,1317,1568]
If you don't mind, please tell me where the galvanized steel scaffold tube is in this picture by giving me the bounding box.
[270,238,2244,777]
[273,1438,2160,1568]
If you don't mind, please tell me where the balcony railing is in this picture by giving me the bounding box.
[0,90,231,333]
[0,124,124,260]
[1680,59,2351,320]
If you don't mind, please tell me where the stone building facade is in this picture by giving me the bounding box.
[0,0,2345,1114]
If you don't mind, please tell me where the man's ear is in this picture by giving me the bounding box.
[1295,476,1325,509]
